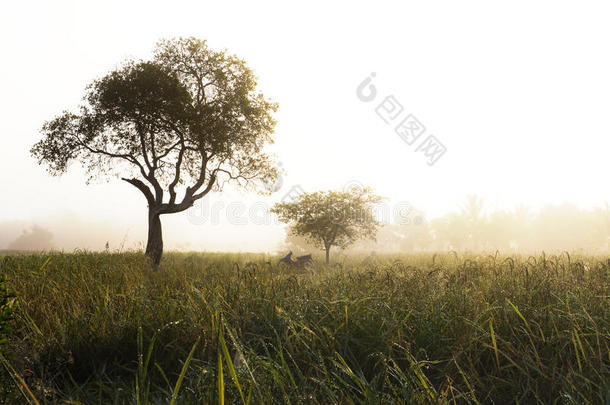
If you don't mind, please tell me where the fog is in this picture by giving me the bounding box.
[1,1,609,254]
[285,198,610,255]
[2,196,609,255]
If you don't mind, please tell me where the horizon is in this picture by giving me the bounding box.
[1,0,609,252]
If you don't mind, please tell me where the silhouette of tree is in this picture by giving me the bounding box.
[31,38,278,268]
[8,225,54,251]
[459,195,486,250]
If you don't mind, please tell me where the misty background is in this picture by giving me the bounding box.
[3,197,610,254]
[1,1,609,253]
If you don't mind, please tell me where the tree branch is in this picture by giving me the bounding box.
[121,177,155,206]
[168,133,187,205]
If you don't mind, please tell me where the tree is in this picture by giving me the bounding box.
[272,188,382,264]
[459,195,486,250]
[31,38,278,269]
[8,225,54,251]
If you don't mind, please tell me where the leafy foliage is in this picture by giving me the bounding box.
[31,38,278,203]
[31,37,279,267]
[272,188,382,262]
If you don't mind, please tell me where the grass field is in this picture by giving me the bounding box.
[0,251,608,404]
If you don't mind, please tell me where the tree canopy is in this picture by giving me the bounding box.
[31,37,279,268]
[272,188,382,263]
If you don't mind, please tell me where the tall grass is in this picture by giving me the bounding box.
[0,251,608,404]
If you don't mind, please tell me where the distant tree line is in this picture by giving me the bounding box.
[282,196,610,254]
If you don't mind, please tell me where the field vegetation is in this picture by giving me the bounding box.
[0,252,608,404]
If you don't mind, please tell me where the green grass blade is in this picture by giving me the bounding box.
[219,322,246,404]
[170,337,200,405]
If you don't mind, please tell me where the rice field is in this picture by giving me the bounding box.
[0,251,608,404]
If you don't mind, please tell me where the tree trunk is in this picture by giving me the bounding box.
[145,210,163,270]
[325,246,330,264]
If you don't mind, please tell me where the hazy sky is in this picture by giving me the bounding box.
[1,1,609,251]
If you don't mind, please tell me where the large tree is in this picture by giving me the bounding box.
[31,38,279,268]
[272,188,382,264]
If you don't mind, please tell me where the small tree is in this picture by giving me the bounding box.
[272,188,382,264]
[31,38,278,268]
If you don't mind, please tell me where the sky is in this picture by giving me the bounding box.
[1,1,609,252]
